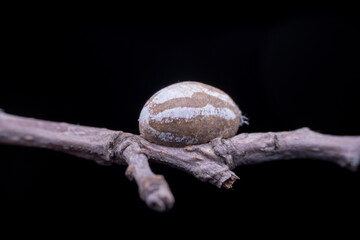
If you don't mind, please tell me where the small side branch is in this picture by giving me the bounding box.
[139,138,239,189]
[119,139,174,212]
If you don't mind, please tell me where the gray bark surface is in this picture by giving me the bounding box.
[1,110,359,211]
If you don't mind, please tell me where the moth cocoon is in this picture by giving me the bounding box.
[139,81,246,147]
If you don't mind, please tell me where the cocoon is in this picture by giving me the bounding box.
[139,81,246,147]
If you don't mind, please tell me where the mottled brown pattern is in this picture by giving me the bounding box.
[148,115,240,147]
[148,92,240,116]
[191,81,230,96]
[139,124,159,145]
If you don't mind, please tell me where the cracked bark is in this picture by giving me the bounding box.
[0,110,359,211]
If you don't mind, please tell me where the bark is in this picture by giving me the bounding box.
[1,110,359,211]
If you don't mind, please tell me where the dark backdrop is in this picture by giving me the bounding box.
[1,11,359,232]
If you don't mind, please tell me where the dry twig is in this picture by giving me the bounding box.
[0,110,359,211]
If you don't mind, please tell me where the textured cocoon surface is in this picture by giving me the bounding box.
[139,81,245,147]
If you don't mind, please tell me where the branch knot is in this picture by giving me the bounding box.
[105,131,123,163]
[113,132,143,164]
[211,138,236,169]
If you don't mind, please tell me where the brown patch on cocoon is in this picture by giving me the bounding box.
[149,92,239,115]
[149,115,240,147]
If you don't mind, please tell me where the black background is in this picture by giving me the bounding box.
[1,10,359,232]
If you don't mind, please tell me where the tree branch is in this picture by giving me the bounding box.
[1,111,359,211]
[227,129,360,171]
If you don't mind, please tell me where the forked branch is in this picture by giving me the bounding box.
[0,111,359,211]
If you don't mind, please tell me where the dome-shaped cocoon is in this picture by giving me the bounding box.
[139,81,245,147]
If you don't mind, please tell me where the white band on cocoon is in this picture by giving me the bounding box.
[151,104,237,123]
[152,82,236,107]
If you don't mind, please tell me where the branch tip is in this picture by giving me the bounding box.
[121,141,174,212]
[142,176,175,212]
[222,173,239,189]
